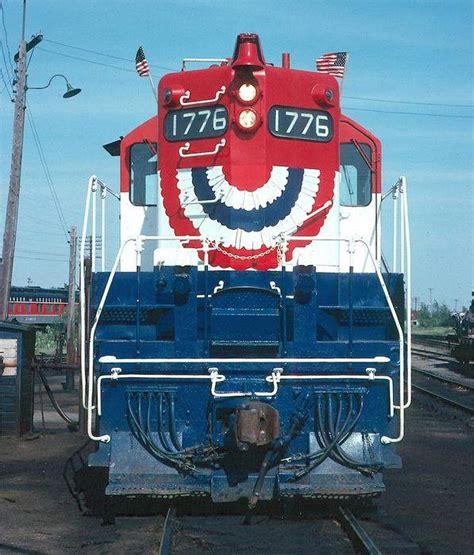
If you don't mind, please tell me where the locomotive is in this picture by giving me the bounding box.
[450,293,474,363]
[81,34,411,510]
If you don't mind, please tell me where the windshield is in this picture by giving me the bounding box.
[340,142,372,206]
[129,142,158,206]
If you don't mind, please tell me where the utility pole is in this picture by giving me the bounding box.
[428,288,434,314]
[65,226,77,391]
[454,299,459,312]
[0,1,43,321]
[0,32,27,321]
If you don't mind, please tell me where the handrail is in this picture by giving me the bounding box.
[96,370,394,417]
[179,85,226,106]
[85,234,406,444]
[79,176,119,411]
[82,171,411,445]
[380,176,412,409]
[179,138,226,158]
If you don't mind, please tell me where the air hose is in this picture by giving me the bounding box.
[36,366,79,430]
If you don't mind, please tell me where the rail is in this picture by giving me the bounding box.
[382,177,412,408]
[79,176,119,410]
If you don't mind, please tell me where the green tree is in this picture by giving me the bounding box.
[417,301,452,328]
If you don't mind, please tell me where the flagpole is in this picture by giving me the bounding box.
[339,53,348,99]
[135,46,157,102]
[147,74,157,102]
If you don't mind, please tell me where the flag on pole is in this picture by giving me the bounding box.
[135,46,150,77]
[316,52,348,78]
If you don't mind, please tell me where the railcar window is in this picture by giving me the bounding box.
[340,142,372,207]
[130,142,158,207]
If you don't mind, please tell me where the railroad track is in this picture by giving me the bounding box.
[411,347,454,363]
[158,505,389,554]
[412,366,474,391]
[412,366,474,414]
[412,334,450,348]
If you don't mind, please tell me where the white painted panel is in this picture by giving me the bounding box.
[338,193,380,272]
[292,172,340,271]
[0,338,17,376]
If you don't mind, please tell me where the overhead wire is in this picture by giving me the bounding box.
[0,1,13,71]
[41,37,474,111]
[0,67,12,99]
[0,1,14,103]
[344,95,472,109]
[342,105,473,118]
[43,38,177,72]
[37,46,165,79]
[15,254,69,262]
[26,103,69,240]
[0,38,12,78]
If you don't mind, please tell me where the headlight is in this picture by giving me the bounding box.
[238,108,258,130]
[238,83,258,103]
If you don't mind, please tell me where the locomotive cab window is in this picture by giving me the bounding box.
[340,142,372,206]
[130,142,158,206]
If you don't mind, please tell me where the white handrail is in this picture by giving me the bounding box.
[99,355,390,364]
[83,204,411,444]
[401,177,412,408]
[79,176,94,410]
[382,177,412,409]
[79,176,119,411]
[392,185,398,271]
[96,371,395,419]
[179,138,226,158]
[179,85,226,106]
[101,186,106,272]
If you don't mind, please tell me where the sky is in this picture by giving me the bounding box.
[0,0,472,309]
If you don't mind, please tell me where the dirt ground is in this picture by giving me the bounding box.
[0,369,473,554]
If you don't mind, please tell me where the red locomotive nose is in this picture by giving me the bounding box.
[232,33,265,69]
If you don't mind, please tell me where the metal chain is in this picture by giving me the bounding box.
[211,235,289,263]
[213,242,277,261]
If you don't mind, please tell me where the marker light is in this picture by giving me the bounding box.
[238,83,258,103]
[238,108,258,130]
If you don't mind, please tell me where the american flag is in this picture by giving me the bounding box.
[135,46,150,77]
[316,52,348,78]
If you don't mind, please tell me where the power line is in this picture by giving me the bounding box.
[0,39,12,81]
[15,254,68,262]
[42,38,474,110]
[0,2,14,74]
[30,43,474,117]
[43,38,177,72]
[26,103,69,239]
[17,248,69,258]
[342,105,474,118]
[37,46,165,78]
[0,67,12,100]
[344,95,472,109]
[20,212,65,230]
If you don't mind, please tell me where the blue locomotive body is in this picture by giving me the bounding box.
[88,267,403,502]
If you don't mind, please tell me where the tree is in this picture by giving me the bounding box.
[417,301,452,328]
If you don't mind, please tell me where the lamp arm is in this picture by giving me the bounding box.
[27,73,69,91]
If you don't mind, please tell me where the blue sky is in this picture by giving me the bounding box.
[0,0,472,309]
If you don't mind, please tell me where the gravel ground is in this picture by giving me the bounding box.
[380,400,473,554]
[0,368,472,554]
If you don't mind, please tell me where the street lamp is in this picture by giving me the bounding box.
[27,73,81,98]
[0,32,82,321]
